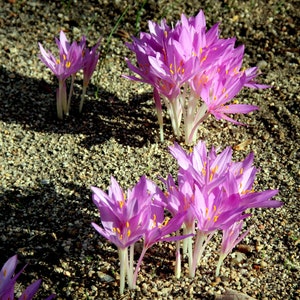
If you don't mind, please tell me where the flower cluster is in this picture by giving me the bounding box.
[92,141,282,294]
[125,11,269,144]
[91,176,189,294]
[39,31,100,119]
[0,255,55,300]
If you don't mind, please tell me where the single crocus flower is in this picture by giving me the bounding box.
[91,176,153,294]
[132,202,190,287]
[215,221,251,277]
[80,39,101,112]
[39,30,85,119]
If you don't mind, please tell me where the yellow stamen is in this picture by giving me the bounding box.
[205,207,209,216]
[200,56,207,63]
[213,215,219,222]
[127,230,131,237]
[65,61,71,68]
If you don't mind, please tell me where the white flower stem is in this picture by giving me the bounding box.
[80,84,87,113]
[119,247,128,294]
[175,230,181,278]
[67,73,76,115]
[127,244,135,289]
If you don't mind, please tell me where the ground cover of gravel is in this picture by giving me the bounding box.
[0,0,299,299]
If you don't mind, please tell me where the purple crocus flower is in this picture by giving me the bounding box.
[91,176,152,249]
[163,140,283,277]
[132,201,189,287]
[0,255,55,300]
[39,31,85,119]
[215,221,251,277]
[91,176,153,294]
[80,39,101,112]
[125,10,269,144]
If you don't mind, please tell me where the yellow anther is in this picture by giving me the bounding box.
[163,217,170,226]
[65,61,71,68]
[199,48,203,54]
[119,201,124,209]
[205,207,209,216]
[159,217,169,229]
[56,59,60,64]
[200,56,207,63]
[127,230,131,237]
[213,215,219,222]
[63,54,67,60]
[170,63,174,75]
[164,31,168,38]
[126,221,129,228]
[240,168,244,175]
[210,166,218,181]
[213,205,217,212]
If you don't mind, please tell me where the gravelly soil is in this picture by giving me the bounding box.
[0,0,299,299]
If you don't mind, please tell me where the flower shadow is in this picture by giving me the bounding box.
[0,66,158,148]
[0,182,119,299]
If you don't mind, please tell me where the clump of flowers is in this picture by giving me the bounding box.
[161,141,282,277]
[0,255,55,300]
[91,176,189,294]
[92,140,283,293]
[39,31,100,119]
[124,10,269,144]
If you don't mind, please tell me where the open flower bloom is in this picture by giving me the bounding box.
[39,31,85,119]
[92,176,156,294]
[39,31,84,82]
[39,30,100,118]
[0,255,55,300]
[125,10,268,144]
[91,176,153,249]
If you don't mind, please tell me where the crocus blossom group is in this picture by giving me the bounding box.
[125,10,269,144]
[0,255,55,300]
[91,176,189,294]
[39,31,100,119]
[92,140,283,293]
